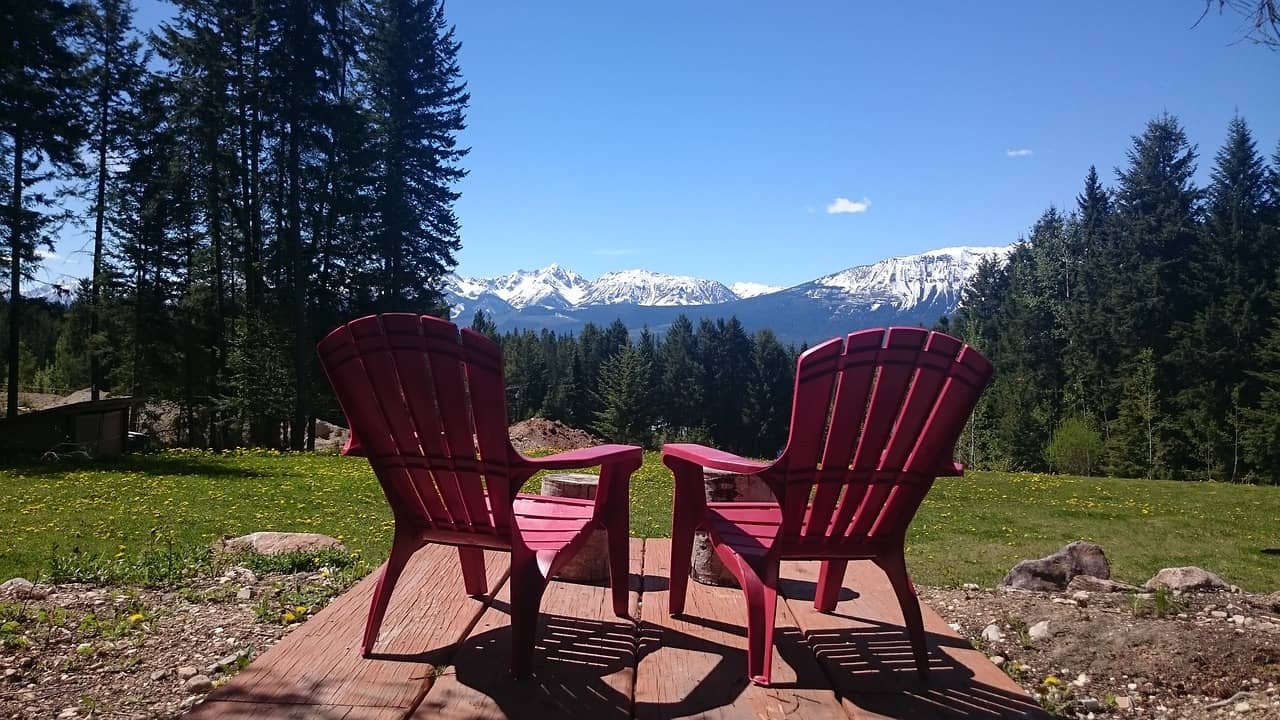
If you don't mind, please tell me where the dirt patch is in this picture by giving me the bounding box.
[921,586,1280,718]
[507,418,601,453]
[0,568,342,719]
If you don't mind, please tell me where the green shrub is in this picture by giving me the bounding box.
[1046,417,1104,476]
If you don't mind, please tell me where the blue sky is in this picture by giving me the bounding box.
[38,1,1280,290]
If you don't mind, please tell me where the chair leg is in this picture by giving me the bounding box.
[815,559,848,612]
[876,550,929,681]
[362,534,418,656]
[508,548,548,679]
[607,525,630,617]
[740,560,780,686]
[458,547,487,595]
[668,485,698,616]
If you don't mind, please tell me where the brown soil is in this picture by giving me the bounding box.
[920,586,1280,718]
[507,418,601,453]
[4,575,1278,718]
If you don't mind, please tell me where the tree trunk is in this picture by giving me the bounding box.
[91,52,111,402]
[287,111,306,451]
[6,130,24,419]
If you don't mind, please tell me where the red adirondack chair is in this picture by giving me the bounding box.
[663,327,993,686]
[316,313,643,677]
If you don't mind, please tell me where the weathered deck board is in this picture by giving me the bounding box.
[779,560,1048,719]
[184,538,1044,720]
[412,538,642,719]
[187,545,509,718]
[634,539,848,720]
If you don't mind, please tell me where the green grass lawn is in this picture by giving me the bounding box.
[1,449,1277,590]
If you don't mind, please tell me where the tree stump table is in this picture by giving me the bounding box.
[539,473,609,583]
[690,468,774,588]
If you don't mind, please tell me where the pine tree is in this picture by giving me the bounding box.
[658,314,702,433]
[84,0,147,401]
[358,0,468,311]
[592,345,655,446]
[746,329,793,456]
[2,0,88,417]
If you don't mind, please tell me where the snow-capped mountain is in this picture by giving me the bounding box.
[805,246,1011,311]
[578,269,736,307]
[448,263,590,310]
[730,281,783,299]
[445,244,1012,344]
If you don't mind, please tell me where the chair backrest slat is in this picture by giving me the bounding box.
[772,327,993,549]
[317,314,517,537]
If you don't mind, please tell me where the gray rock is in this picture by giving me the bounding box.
[0,578,33,593]
[981,624,1005,643]
[1071,590,1091,606]
[988,655,1006,666]
[149,669,169,681]
[223,567,258,584]
[235,587,253,601]
[1068,574,1141,593]
[176,665,199,681]
[1076,697,1103,713]
[1000,541,1110,591]
[1028,620,1051,641]
[1144,566,1229,592]
[183,674,214,694]
[222,532,344,555]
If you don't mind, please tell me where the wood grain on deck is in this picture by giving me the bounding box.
[185,538,1044,719]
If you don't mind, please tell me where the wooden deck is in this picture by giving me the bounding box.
[186,539,1046,719]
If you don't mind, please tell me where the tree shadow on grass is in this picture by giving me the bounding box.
[0,453,266,479]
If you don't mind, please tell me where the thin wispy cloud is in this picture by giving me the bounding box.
[592,248,642,256]
[1005,148,1034,158]
[826,197,871,215]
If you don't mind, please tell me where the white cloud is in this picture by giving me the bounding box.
[1005,148,1034,158]
[826,197,871,215]
[592,248,642,256]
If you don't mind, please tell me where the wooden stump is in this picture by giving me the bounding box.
[691,469,774,587]
[540,473,609,583]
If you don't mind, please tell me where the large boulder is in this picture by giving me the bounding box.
[1000,541,1110,591]
[1144,566,1229,592]
[223,532,344,555]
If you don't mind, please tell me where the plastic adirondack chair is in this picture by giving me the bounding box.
[316,313,643,677]
[663,327,993,686]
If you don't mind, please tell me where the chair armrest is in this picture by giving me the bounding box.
[661,443,771,474]
[520,444,643,470]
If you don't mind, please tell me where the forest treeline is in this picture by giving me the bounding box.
[5,2,1280,483]
[2,0,468,448]
[953,114,1280,483]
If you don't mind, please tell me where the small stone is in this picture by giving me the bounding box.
[176,665,199,680]
[57,708,78,719]
[1028,620,1051,641]
[3,668,19,681]
[962,583,980,591]
[1115,696,1132,710]
[1144,566,1229,592]
[149,669,168,681]
[223,567,258,584]
[1052,597,1078,606]
[981,624,1004,643]
[1235,701,1252,713]
[1211,610,1228,618]
[1071,590,1090,606]
[1077,697,1103,712]
[1232,614,1246,624]
[989,655,1006,665]
[184,674,214,694]
[1073,672,1089,687]
[235,587,252,601]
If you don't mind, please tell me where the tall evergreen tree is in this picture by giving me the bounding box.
[358,0,468,311]
[1,0,88,417]
[84,0,147,401]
